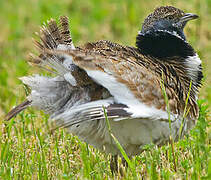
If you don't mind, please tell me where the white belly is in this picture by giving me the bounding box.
[67,116,194,157]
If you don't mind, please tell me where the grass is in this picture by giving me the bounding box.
[0,0,210,179]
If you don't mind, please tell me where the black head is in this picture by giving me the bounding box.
[137,6,199,58]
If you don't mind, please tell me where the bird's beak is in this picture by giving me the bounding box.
[179,13,199,23]
[173,13,199,28]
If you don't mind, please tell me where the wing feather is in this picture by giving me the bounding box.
[51,99,132,130]
[43,48,179,121]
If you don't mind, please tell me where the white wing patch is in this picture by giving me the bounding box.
[86,70,177,121]
[86,70,139,104]
[185,54,201,82]
[124,104,177,121]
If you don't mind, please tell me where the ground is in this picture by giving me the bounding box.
[0,0,210,179]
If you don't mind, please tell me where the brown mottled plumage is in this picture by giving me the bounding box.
[6,6,203,173]
[44,40,199,119]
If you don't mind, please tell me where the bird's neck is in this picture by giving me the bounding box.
[136,29,202,90]
[136,30,203,118]
[136,30,195,59]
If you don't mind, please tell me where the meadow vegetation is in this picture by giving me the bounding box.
[0,0,210,179]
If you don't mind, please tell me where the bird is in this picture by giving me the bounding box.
[6,6,203,172]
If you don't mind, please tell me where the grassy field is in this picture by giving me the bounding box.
[0,0,210,179]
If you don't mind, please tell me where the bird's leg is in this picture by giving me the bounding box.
[121,156,128,168]
[110,154,118,174]
[119,156,128,176]
[110,155,129,175]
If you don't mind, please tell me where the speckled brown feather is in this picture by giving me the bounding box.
[46,40,199,119]
[59,16,73,45]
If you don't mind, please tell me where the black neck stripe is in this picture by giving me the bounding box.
[136,30,195,59]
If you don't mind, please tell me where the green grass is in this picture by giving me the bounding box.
[0,0,210,179]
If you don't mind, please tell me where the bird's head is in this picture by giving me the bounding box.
[141,6,198,41]
[136,6,199,58]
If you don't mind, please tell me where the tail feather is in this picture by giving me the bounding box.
[20,75,72,113]
[29,16,92,87]
[59,16,74,47]
[30,16,75,67]
[47,19,63,45]
[36,16,74,51]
